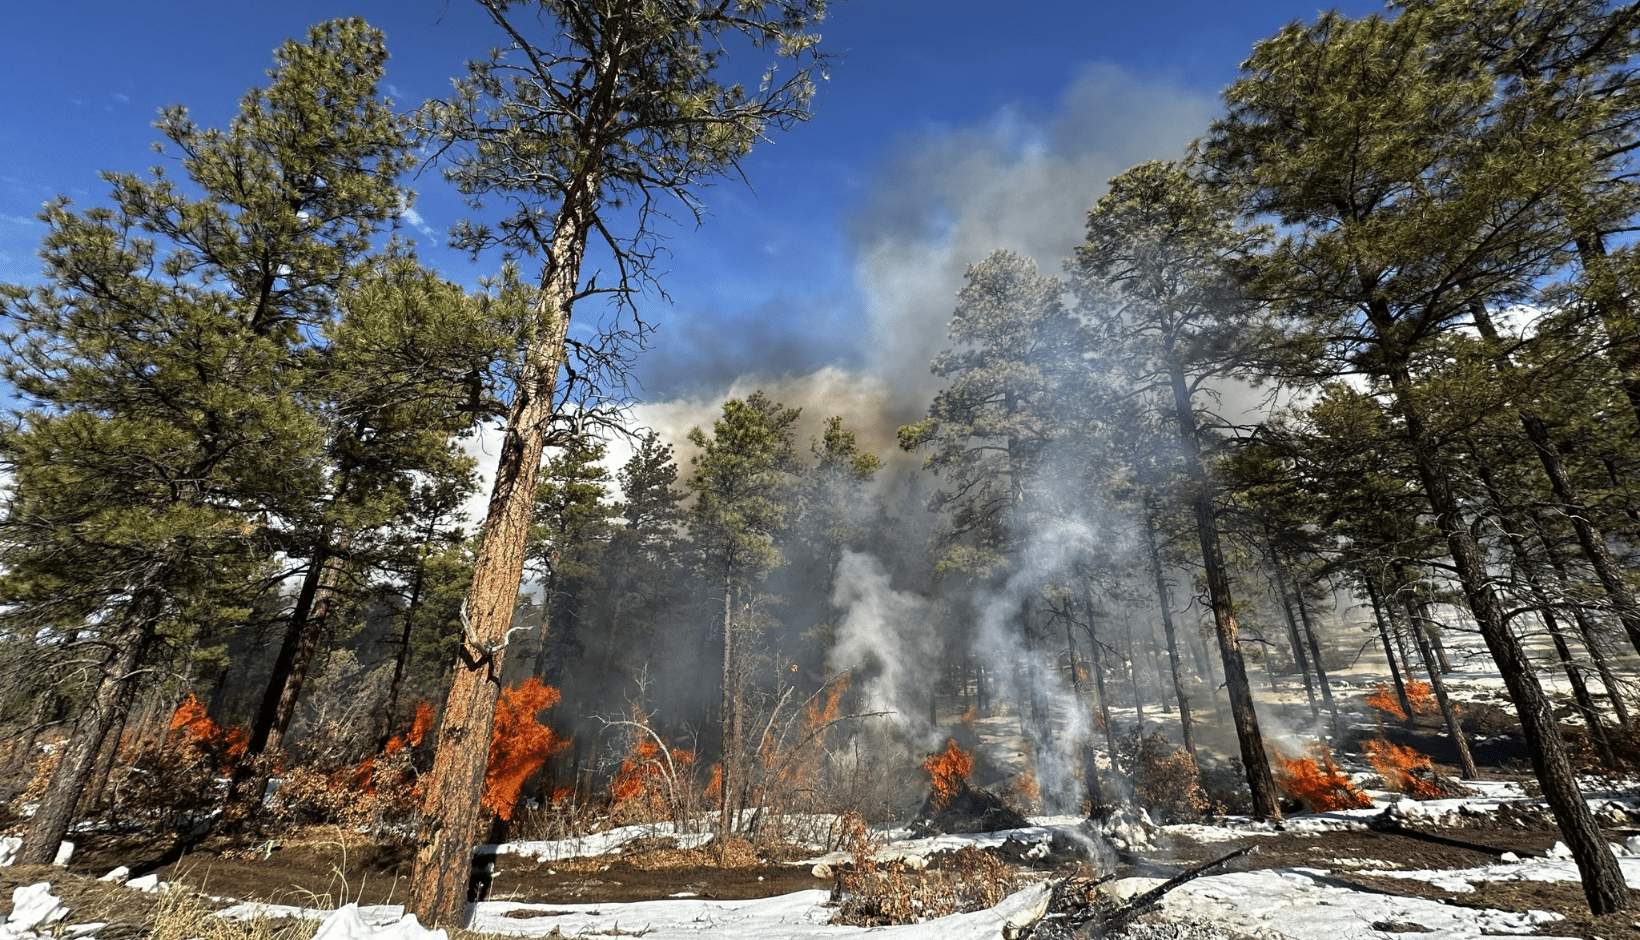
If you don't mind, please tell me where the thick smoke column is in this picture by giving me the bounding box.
[829,550,938,743]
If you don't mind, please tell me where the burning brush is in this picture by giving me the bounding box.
[912,739,1028,835]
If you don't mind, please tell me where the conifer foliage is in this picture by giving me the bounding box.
[0,18,413,866]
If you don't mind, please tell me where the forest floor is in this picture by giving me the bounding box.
[7,707,1640,938]
[5,639,1640,938]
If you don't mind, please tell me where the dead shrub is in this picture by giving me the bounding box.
[106,696,249,831]
[830,814,1021,926]
[1115,730,1215,822]
[267,703,431,834]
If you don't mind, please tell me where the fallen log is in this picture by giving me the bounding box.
[1017,844,1259,939]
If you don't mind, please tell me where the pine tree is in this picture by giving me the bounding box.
[1203,6,1630,911]
[0,18,411,864]
[1069,160,1281,819]
[249,261,502,757]
[686,391,802,847]
[407,3,830,920]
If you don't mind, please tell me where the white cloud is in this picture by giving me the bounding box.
[401,206,437,239]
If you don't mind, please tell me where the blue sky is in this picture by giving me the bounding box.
[1,0,1379,445]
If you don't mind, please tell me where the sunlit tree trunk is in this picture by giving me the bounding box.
[411,219,582,925]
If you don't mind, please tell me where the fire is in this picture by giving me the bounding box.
[1404,680,1440,715]
[1365,683,1407,721]
[610,736,695,817]
[406,701,433,747]
[1010,769,1041,812]
[167,694,247,773]
[1274,745,1372,812]
[922,739,973,807]
[1364,735,1443,799]
[483,678,570,821]
[960,705,977,729]
[705,764,723,806]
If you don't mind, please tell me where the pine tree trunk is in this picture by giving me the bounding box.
[1292,583,1341,740]
[1479,467,1618,768]
[1274,575,1319,717]
[1143,505,1197,760]
[1065,616,1105,811]
[1387,361,1628,914]
[78,708,128,818]
[1395,569,1479,779]
[409,239,580,928]
[1122,615,1146,725]
[3,689,56,782]
[1520,411,1640,657]
[1363,572,1415,724]
[1081,587,1121,778]
[381,553,427,750]
[20,580,164,865]
[1470,303,1640,657]
[1168,363,1279,818]
[718,572,739,851]
[250,547,347,754]
[1533,522,1633,727]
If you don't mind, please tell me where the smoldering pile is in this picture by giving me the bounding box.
[910,777,1031,836]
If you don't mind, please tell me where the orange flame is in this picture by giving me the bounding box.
[923,739,973,807]
[1274,745,1372,812]
[1405,680,1440,715]
[406,701,433,748]
[167,694,247,773]
[483,678,570,821]
[1364,736,1443,799]
[610,736,695,815]
[705,764,723,806]
[1365,683,1407,721]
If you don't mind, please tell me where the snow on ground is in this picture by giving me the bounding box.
[222,885,1052,940]
[7,788,1640,939]
[486,821,716,862]
[1159,868,1571,940]
[469,884,1050,939]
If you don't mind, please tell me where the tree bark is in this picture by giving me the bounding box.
[409,225,581,927]
[1142,503,1197,760]
[1168,363,1279,819]
[253,550,347,756]
[1385,360,1628,914]
[718,571,740,850]
[20,578,165,865]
